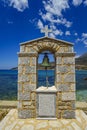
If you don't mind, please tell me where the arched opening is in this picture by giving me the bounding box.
[37,50,55,88]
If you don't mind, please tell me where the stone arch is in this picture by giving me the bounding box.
[37,49,55,88]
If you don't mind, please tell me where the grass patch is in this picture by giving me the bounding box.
[0,109,9,121]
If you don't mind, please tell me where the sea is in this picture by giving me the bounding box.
[0,70,87,101]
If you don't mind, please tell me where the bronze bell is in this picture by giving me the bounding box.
[41,53,51,68]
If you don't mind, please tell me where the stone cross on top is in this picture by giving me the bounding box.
[41,25,52,37]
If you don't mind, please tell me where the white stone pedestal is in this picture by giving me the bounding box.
[36,89,57,118]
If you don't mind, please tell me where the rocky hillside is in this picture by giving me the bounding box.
[75,52,87,70]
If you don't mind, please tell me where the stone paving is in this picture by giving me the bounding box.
[0,109,87,130]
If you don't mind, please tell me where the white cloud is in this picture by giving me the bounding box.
[65,21,72,28]
[84,0,87,6]
[8,21,13,24]
[65,31,71,36]
[40,12,72,28]
[72,0,82,6]
[49,33,56,38]
[82,33,87,38]
[38,0,72,38]
[74,32,78,36]
[41,0,70,23]
[1,0,29,12]
[29,18,37,24]
[37,20,44,29]
[43,0,69,17]
[82,33,87,46]
[49,24,63,38]
[76,33,87,47]
[49,29,63,38]
[76,38,81,43]
[54,29,63,36]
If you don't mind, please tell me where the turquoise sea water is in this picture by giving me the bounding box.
[0,70,87,101]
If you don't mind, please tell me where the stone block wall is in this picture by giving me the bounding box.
[18,37,76,119]
[18,53,37,118]
[55,53,76,118]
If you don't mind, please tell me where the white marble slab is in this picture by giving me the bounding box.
[37,93,56,117]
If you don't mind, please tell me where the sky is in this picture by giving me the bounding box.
[0,0,87,69]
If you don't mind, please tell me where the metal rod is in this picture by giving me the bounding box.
[46,67,49,88]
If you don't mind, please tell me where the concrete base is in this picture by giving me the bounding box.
[0,109,87,130]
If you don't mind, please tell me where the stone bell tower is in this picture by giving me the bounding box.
[18,26,76,119]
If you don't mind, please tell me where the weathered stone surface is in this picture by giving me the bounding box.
[49,121,62,127]
[18,83,23,92]
[18,66,23,74]
[21,125,34,130]
[23,104,35,109]
[57,110,62,118]
[56,65,69,73]
[31,93,36,100]
[18,110,32,118]
[37,93,56,117]
[71,84,76,91]
[68,47,73,52]
[58,47,65,53]
[71,122,82,130]
[58,106,70,110]
[56,74,62,82]
[71,102,76,109]
[62,110,75,119]
[63,57,75,64]
[18,102,22,109]
[32,57,37,65]
[64,74,75,82]
[19,74,36,84]
[57,92,62,100]
[31,75,36,83]
[18,92,30,100]
[25,46,29,52]
[64,47,68,52]
[18,74,30,82]
[57,84,71,91]
[25,66,36,74]
[56,57,62,64]
[18,57,29,65]
[62,92,76,101]
[69,65,75,73]
[23,83,36,91]
[20,46,25,52]
[28,47,37,53]
[58,101,65,106]
[36,122,48,129]
[23,101,32,106]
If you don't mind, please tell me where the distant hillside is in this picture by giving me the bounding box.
[11,52,87,70]
[75,52,87,70]
[75,52,87,65]
[11,67,18,70]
